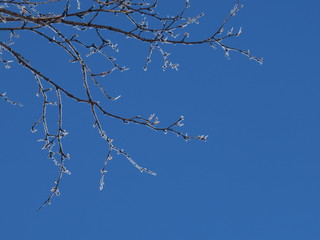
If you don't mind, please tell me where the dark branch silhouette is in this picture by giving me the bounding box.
[0,0,262,210]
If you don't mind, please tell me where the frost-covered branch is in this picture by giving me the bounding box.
[0,0,261,209]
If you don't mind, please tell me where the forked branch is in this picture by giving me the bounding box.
[0,0,261,210]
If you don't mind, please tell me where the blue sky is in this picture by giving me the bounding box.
[1,0,320,239]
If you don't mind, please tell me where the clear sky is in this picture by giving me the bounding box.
[1,0,320,239]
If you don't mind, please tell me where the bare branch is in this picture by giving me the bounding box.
[0,0,261,209]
